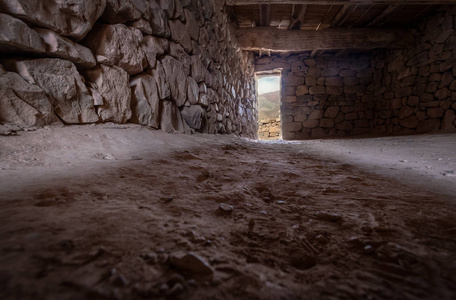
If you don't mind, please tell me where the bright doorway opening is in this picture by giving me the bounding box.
[256,73,281,140]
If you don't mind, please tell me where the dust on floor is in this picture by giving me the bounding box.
[1,125,455,299]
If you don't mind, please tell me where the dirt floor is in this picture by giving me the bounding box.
[1,124,455,299]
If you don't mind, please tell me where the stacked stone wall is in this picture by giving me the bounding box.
[372,6,456,134]
[0,0,257,138]
[256,54,376,140]
[258,118,281,140]
[255,6,456,140]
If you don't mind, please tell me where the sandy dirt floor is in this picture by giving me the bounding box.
[1,124,455,299]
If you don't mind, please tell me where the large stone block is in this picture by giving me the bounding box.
[283,96,297,103]
[321,68,339,76]
[187,77,199,105]
[199,93,209,108]
[440,57,456,72]
[169,42,191,75]
[450,79,456,91]
[345,112,358,120]
[161,56,187,107]
[326,77,343,86]
[282,131,296,140]
[130,73,160,128]
[308,110,324,120]
[127,18,153,35]
[417,119,441,132]
[184,9,200,41]
[172,0,185,22]
[306,76,317,87]
[283,75,305,86]
[387,55,404,73]
[0,0,106,41]
[353,119,370,128]
[324,106,340,119]
[0,70,55,126]
[326,86,343,95]
[400,76,416,88]
[339,70,355,77]
[149,5,170,38]
[395,87,413,98]
[4,58,98,124]
[442,109,456,131]
[309,86,325,95]
[82,64,132,123]
[296,85,308,96]
[191,55,207,82]
[435,29,453,44]
[141,35,165,69]
[283,121,302,131]
[35,28,96,69]
[406,51,428,67]
[294,114,307,122]
[302,119,319,129]
[0,13,45,54]
[100,0,149,24]
[427,107,444,118]
[160,100,184,133]
[169,19,192,53]
[320,118,334,128]
[399,115,419,129]
[148,60,170,100]
[435,88,450,100]
[181,105,205,130]
[156,0,175,18]
[335,120,353,131]
[82,24,147,75]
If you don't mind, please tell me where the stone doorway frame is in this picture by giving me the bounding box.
[255,69,283,140]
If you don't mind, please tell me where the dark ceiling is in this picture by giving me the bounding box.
[228,3,438,30]
[225,1,445,56]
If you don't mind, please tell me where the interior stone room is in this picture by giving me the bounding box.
[1,0,455,299]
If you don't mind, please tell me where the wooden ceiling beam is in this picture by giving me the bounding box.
[226,1,456,5]
[330,4,357,27]
[289,4,308,29]
[259,4,271,26]
[366,4,398,27]
[236,27,414,51]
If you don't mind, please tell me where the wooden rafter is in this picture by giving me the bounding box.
[259,4,271,26]
[366,4,398,27]
[330,4,357,27]
[348,4,372,27]
[236,27,413,51]
[316,5,334,30]
[289,4,308,29]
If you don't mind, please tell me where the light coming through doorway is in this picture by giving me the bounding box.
[257,74,281,140]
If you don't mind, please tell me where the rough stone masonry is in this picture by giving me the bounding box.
[1,1,456,140]
[255,6,456,140]
[0,0,258,138]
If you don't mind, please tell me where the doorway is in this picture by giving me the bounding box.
[256,73,281,140]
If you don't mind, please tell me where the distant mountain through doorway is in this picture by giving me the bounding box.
[258,90,280,121]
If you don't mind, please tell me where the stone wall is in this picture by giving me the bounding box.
[258,118,281,140]
[0,0,257,138]
[255,6,456,140]
[256,54,376,140]
[372,6,456,134]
